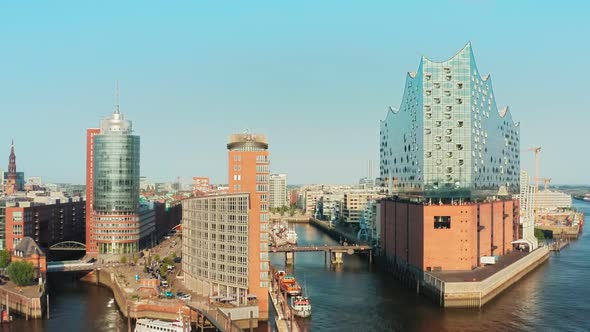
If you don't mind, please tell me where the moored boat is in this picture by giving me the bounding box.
[279,275,302,295]
[290,296,312,318]
[286,229,298,245]
[134,317,184,332]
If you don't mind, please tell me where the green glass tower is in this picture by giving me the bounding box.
[93,108,141,254]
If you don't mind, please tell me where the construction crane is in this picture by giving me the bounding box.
[526,147,542,191]
[537,177,551,191]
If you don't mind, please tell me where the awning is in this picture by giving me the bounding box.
[247,294,257,298]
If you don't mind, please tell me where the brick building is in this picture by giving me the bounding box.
[379,199,518,272]
[5,198,86,250]
[182,132,270,321]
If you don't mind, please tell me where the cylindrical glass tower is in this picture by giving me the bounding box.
[93,110,141,254]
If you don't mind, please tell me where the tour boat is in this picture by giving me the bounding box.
[289,296,312,318]
[134,318,185,332]
[134,310,185,332]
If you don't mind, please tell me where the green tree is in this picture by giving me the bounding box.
[0,250,11,269]
[172,252,177,259]
[154,254,160,262]
[6,261,35,286]
[120,256,128,264]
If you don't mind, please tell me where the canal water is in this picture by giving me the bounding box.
[9,200,590,331]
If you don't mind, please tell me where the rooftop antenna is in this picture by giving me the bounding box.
[114,80,120,114]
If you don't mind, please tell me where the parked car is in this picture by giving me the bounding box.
[173,257,182,263]
[164,291,174,299]
[161,280,169,288]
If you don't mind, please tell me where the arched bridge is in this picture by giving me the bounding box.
[49,241,87,251]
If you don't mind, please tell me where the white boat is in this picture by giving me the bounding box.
[286,229,298,245]
[134,310,186,332]
[289,296,311,318]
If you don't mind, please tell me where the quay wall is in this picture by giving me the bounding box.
[80,269,187,321]
[536,225,580,239]
[310,218,365,245]
[441,246,550,308]
[0,286,45,320]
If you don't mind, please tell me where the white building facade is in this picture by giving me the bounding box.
[269,174,287,209]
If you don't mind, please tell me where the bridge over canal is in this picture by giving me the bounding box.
[270,244,373,266]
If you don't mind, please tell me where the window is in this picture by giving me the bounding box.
[457,121,464,127]
[456,83,463,89]
[456,98,463,104]
[434,216,451,229]
[434,98,440,104]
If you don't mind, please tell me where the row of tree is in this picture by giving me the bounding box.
[270,204,301,217]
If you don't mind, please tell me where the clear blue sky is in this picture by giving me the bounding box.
[0,1,587,185]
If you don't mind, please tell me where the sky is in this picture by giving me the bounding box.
[0,1,588,185]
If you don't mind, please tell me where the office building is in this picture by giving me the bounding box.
[269,174,287,209]
[86,105,142,256]
[342,190,385,224]
[379,42,520,199]
[183,132,270,321]
[534,190,572,211]
[192,177,210,194]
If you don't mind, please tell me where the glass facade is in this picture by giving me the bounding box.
[93,135,140,213]
[380,43,520,198]
[92,110,141,255]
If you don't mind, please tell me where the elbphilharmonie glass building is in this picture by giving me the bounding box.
[379,43,520,198]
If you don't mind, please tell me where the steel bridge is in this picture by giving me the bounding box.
[49,241,87,251]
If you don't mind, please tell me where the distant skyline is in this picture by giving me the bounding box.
[1,1,588,185]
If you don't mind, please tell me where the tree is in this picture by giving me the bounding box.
[120,256,128,264]
[172,252,177,259]
[6,261,35,286]
[0,250,11,269]
[154,254,160,262]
